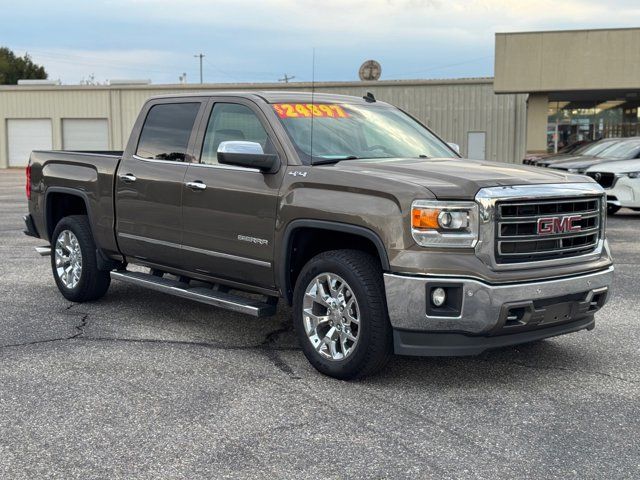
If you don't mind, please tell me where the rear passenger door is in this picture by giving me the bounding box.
[115,98,205,268]
[181,98,286,288]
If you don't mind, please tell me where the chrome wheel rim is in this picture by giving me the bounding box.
[302,273,360,361]
[54,230,82,289]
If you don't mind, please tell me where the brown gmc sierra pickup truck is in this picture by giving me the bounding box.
[24,91,613,379]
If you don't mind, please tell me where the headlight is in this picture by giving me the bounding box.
[622,171,640,179]
[411,200,479,248]
[567,168,586,174]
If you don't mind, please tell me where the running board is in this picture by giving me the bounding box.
[35,246,51,256]
[110,270,277,317]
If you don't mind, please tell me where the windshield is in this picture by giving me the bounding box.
[598,139,640,159]
[271,102,457,164]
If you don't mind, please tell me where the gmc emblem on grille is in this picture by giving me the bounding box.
[537,215,583,235]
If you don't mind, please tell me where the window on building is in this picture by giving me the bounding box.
[136,102,200,161]
[547,99,640,153]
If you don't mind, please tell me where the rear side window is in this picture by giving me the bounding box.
[136,102,200,161]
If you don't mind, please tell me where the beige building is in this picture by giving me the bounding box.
[0,78,527,168]
[495,27,640,154]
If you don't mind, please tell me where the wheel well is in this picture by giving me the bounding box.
[46,192,88,238]
[284,227,385,304]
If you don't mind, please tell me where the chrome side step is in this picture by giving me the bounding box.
[35,246,51,256]
[110,270,277,317]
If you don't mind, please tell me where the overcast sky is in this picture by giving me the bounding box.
[3,0,640,85]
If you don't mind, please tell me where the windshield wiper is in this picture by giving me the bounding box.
[311,156,359,166]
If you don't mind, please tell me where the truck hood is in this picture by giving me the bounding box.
[329,157,590,199]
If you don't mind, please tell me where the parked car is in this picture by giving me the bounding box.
[522,140,590,165]
[549,137,640,174]
[24,92,613,379]
[528,138,621,167]
[586,159,640,214]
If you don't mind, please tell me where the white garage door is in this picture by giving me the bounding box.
[62,119,109,150]
[7,119,53,167]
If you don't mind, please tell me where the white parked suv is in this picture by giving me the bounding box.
[586,160,640,214]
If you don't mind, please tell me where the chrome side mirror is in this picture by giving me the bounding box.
[217,141,278,172]
[447,142,461,154]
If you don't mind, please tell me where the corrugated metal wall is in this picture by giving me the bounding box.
[0,79,527,168]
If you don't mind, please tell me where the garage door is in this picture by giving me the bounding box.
[62,119,109,150]
[7,119,52,167]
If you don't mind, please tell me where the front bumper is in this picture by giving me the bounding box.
[605,177,640,208]
[384,266,613,356]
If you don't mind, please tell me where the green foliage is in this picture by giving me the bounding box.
[0,47,47,85]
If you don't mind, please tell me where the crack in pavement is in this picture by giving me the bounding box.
[0,303,302,379]
[483,357,639,386]
[0,303,88,350]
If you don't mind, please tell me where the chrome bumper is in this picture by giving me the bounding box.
[384,266,614,335]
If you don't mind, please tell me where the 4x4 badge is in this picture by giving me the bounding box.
[288,171,308,177]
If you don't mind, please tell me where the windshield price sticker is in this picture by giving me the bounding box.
[273,103,350,119]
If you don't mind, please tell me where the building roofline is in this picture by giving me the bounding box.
[496,26,640,36]
[0,77,494,92]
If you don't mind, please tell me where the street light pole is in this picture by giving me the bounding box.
[194,53,205,84]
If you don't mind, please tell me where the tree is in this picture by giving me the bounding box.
[0,47,47,85]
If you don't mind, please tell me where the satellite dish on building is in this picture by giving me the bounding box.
[359,60,382,81]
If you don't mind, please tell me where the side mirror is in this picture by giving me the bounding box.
[217,141,278,173]
[447,142,461,154]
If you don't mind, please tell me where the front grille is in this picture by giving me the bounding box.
[496,197,601,264]
[586,172,617,189]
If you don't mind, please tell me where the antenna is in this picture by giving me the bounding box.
[310,48,315,163]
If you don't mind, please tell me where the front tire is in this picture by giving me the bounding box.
[51,215,110,302]
[293,250,392,379]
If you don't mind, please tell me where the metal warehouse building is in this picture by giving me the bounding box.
[0,78,527,168]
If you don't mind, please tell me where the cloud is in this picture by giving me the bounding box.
[4,0,640,84]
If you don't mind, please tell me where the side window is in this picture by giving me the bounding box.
[136,102,200,161]
[201,103,274,165]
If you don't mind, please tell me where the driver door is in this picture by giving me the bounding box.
[181,98,286,288]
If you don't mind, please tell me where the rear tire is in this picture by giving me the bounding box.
[51,215,110,302]
[293,249,392,380]
[607,205,620,215]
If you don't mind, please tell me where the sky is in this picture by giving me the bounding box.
[2,0,640,85]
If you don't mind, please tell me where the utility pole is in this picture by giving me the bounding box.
[194,53,205,84]
[278,73,295,83]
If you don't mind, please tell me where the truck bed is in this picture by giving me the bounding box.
[28,150,123,255]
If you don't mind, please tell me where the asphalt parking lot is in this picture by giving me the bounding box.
[1,169,639,479]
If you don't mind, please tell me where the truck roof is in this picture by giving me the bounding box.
[148,91,387,105]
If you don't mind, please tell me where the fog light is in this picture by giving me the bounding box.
[431,287,446,307]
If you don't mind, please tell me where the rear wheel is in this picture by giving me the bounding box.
[607,205,621,215]
[51,215,110,302]
[293,249,392,379]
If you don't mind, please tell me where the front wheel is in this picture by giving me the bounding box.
[293,249,392,379]
[51,215,110,302]
[607,205,621,215]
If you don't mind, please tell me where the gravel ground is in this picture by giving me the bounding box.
[0,169,638,479]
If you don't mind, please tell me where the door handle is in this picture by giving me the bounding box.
[119,173,137,183]
[185,181,207,191]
